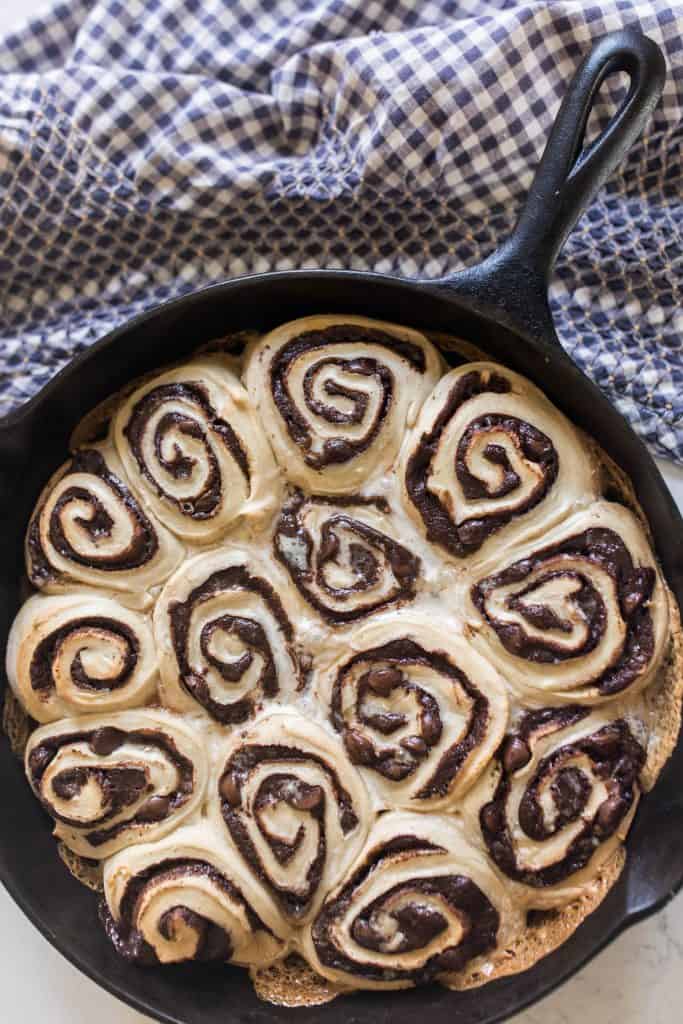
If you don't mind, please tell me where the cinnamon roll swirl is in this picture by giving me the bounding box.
[25,443,182,605]
[274,491,421,623]
[400,363,598,560]
[467,502,669,703]
[113,358,280,543]
[101,824,288,965]
[25,709,208,859]
[6,594,158,723]
[316,613,508,810]
[154,549,303,725]
[244,316,443,493]
[302,811,520,990]
[467,707,645,907]
[211,711,371,923]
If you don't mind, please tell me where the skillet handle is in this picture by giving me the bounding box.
[434,29,666,343]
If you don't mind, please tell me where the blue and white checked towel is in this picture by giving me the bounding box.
[0,1,681,460]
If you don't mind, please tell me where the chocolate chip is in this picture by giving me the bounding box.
[587,726,621,758]
[503,737,531,774]
[219,772,241,807]
[457,519,490,548]
[481,802,503,834]
[401,735,427,757]
[136,795,170,822]
[596,794,625,834]
[290,784,324,812]
[421,709,442,746]
[381,758,413,781]
[90,727,125,756]
[323,438,355,463]
[344,729,375,765]
[366,666,402,695]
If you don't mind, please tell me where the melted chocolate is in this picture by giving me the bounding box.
[405,370,559,556]
[270,325,426,469]
[218,743,358,919]
[123,382,250,519]
[27,727,195,847]
[480,709,645,887]
[311,835,499,983]
[471,527,657,695]
[29,617,139,695]
[331,638,489,799]
[27,449,159,584]
[168,564,299,724]
[99,858,273,964]
[275,491,420,623]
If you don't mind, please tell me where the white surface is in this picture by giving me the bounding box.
[1,2,682,1021]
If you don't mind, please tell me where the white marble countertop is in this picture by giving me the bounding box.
[1,2,682,1022]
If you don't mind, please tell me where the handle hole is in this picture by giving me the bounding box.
[582,70,631,150]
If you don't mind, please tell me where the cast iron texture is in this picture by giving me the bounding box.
[0,28,681,1024]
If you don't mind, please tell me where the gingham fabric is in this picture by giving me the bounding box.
[0,1,681,460]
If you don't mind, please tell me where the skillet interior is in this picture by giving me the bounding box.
[1,269,683,1024]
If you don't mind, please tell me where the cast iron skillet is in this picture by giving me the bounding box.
[1,27,681,1024]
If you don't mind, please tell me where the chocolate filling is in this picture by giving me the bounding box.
[471,527,657,695]
[331,638,489,799]
[123,382,250,519]
[27,727,195,847]
[30,617,139,695]
[168,564,299,724]
[405,370,559,555]
[275,491,420,623]
[99,858,273,964]
[270,325,426,469]
[27,449,159,584]
[218,743,358,919]
[311,835,499,983]
[480,708,645,887]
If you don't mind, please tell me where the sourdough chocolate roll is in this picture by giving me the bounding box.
[154,548,304,725]
[315,612,508,811]
[243,316,444,494]
[400,362,598,562]
[101,823,288,966]
[25,442,183,606]
[6,593,158,723]
[465,707,646,908]
[274,490,421,624]
[210,711,371,924]
[466,501,669,704]
[113,357,281,543]
[302,811,521,990]
[25,709,208,859]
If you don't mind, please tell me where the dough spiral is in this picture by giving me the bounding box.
[113,358,280,543]
[244,316,443,493]
[274,491,421,623]
[25,709,208,859]
[102,824,287,966]
[315,613,508,810]
[400,363,597,561]
[154,548,303,724]
[25,443,182,605]
[467,502,669,703]
[302,811,519,990]
[467,706,645,907]
[211,711,371,923]
[6,593,158,723]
